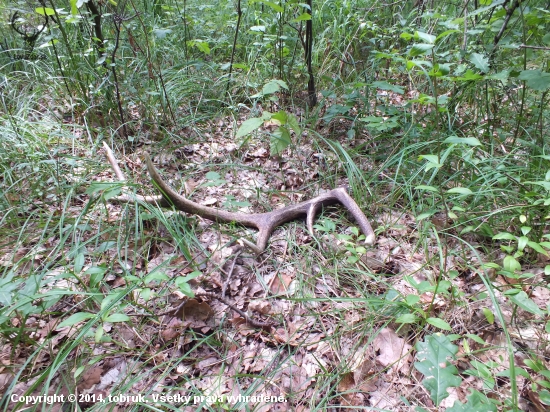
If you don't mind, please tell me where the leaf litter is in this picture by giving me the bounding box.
[2,112,550,412]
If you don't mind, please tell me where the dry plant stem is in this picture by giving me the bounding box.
[222,250,242,299]
[102,142,170,206]
[143,153,375,253]
[195,291,275,330]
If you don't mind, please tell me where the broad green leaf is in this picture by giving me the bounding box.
[74,252,85,274]
[95,326,104,343]
[426,317,452,331]
[418,154,442,171]
[496,367,531,379]
[409,43,434,57]
[416,211,436,221]
[85,182,122,195]
[96,241,116,253]
[249,25,266,32]
[271,110,288,123]
[396,314,418,324]
[464,360,495,389]
[58,312,95,328]
[482,308,494,324]
[86,265,107,288]
[286,113,301,136]
[517,236,528,252]
[492,232,516,241]
[503,255,521,272]
[435,29,460,42]
[144,272,169,284]
[469,0,506,17]
[0,273,18,306]
[260,1,284,12]
[235,117,264,138]
[415,334,461,405]
[446,187,473,195]
[205,171,221,180]
[415,31,436,44]
[292,12,311,22]
[85,266,107,276]
[188,40,210,55]
[447,390,497,412]
[443,136,482,146]
[406,60,433,70]
[177,281,195,298]
[429,63,451,76]
[528,241,549,256]
[519,70,550,91]
[526,180,550,190]
[488,70,510,80]
[469,53,490,73]
[139,288,152,302]
[36,7,56,16]
[104,313,131,323]
[540,390,550,405]
[454,69,484,81]
[405,294,420,305]
[153,28,172,39]
[270,126,291,155]
[262,80,283,95]
[504,290,545,315]
[103,186,122,200]
[371,81,404,94]
[415,185,439,192]
[465,334,486,344]
[179,271,202,283]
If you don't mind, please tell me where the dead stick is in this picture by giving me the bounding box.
[195,291,276,330]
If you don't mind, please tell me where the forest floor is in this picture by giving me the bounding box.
[2,99,549,412]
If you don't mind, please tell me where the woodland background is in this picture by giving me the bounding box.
[1,0,550,411]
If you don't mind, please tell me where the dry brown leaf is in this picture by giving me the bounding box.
[183,299,214,323]
[110,276,127,288]
[161,317,184,341]
[372,328,412,374]
[530,286,550,310]
[78,364,104,390]
[280,365,309,401]
[249,300,272,315]
[337,372,366,406]
[270,274,293,295]
[0,373,13,393]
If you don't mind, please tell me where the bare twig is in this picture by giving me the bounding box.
[221,250,242,299]
[518,44,550,51]
[195,291,276,330]
[493,0,521,49]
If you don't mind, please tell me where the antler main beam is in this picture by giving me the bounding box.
[103,143,375,253]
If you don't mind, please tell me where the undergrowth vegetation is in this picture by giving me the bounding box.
[1,0,550,411]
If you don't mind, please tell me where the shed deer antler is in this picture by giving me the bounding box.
[103,142,375,254]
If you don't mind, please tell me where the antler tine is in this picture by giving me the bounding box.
[104,146,375,253]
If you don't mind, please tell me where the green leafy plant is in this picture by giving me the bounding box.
[414,333,461,406]
[235,80,301,155]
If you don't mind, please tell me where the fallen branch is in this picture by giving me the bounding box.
[195,291,275,331]
[103,143,375,253]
